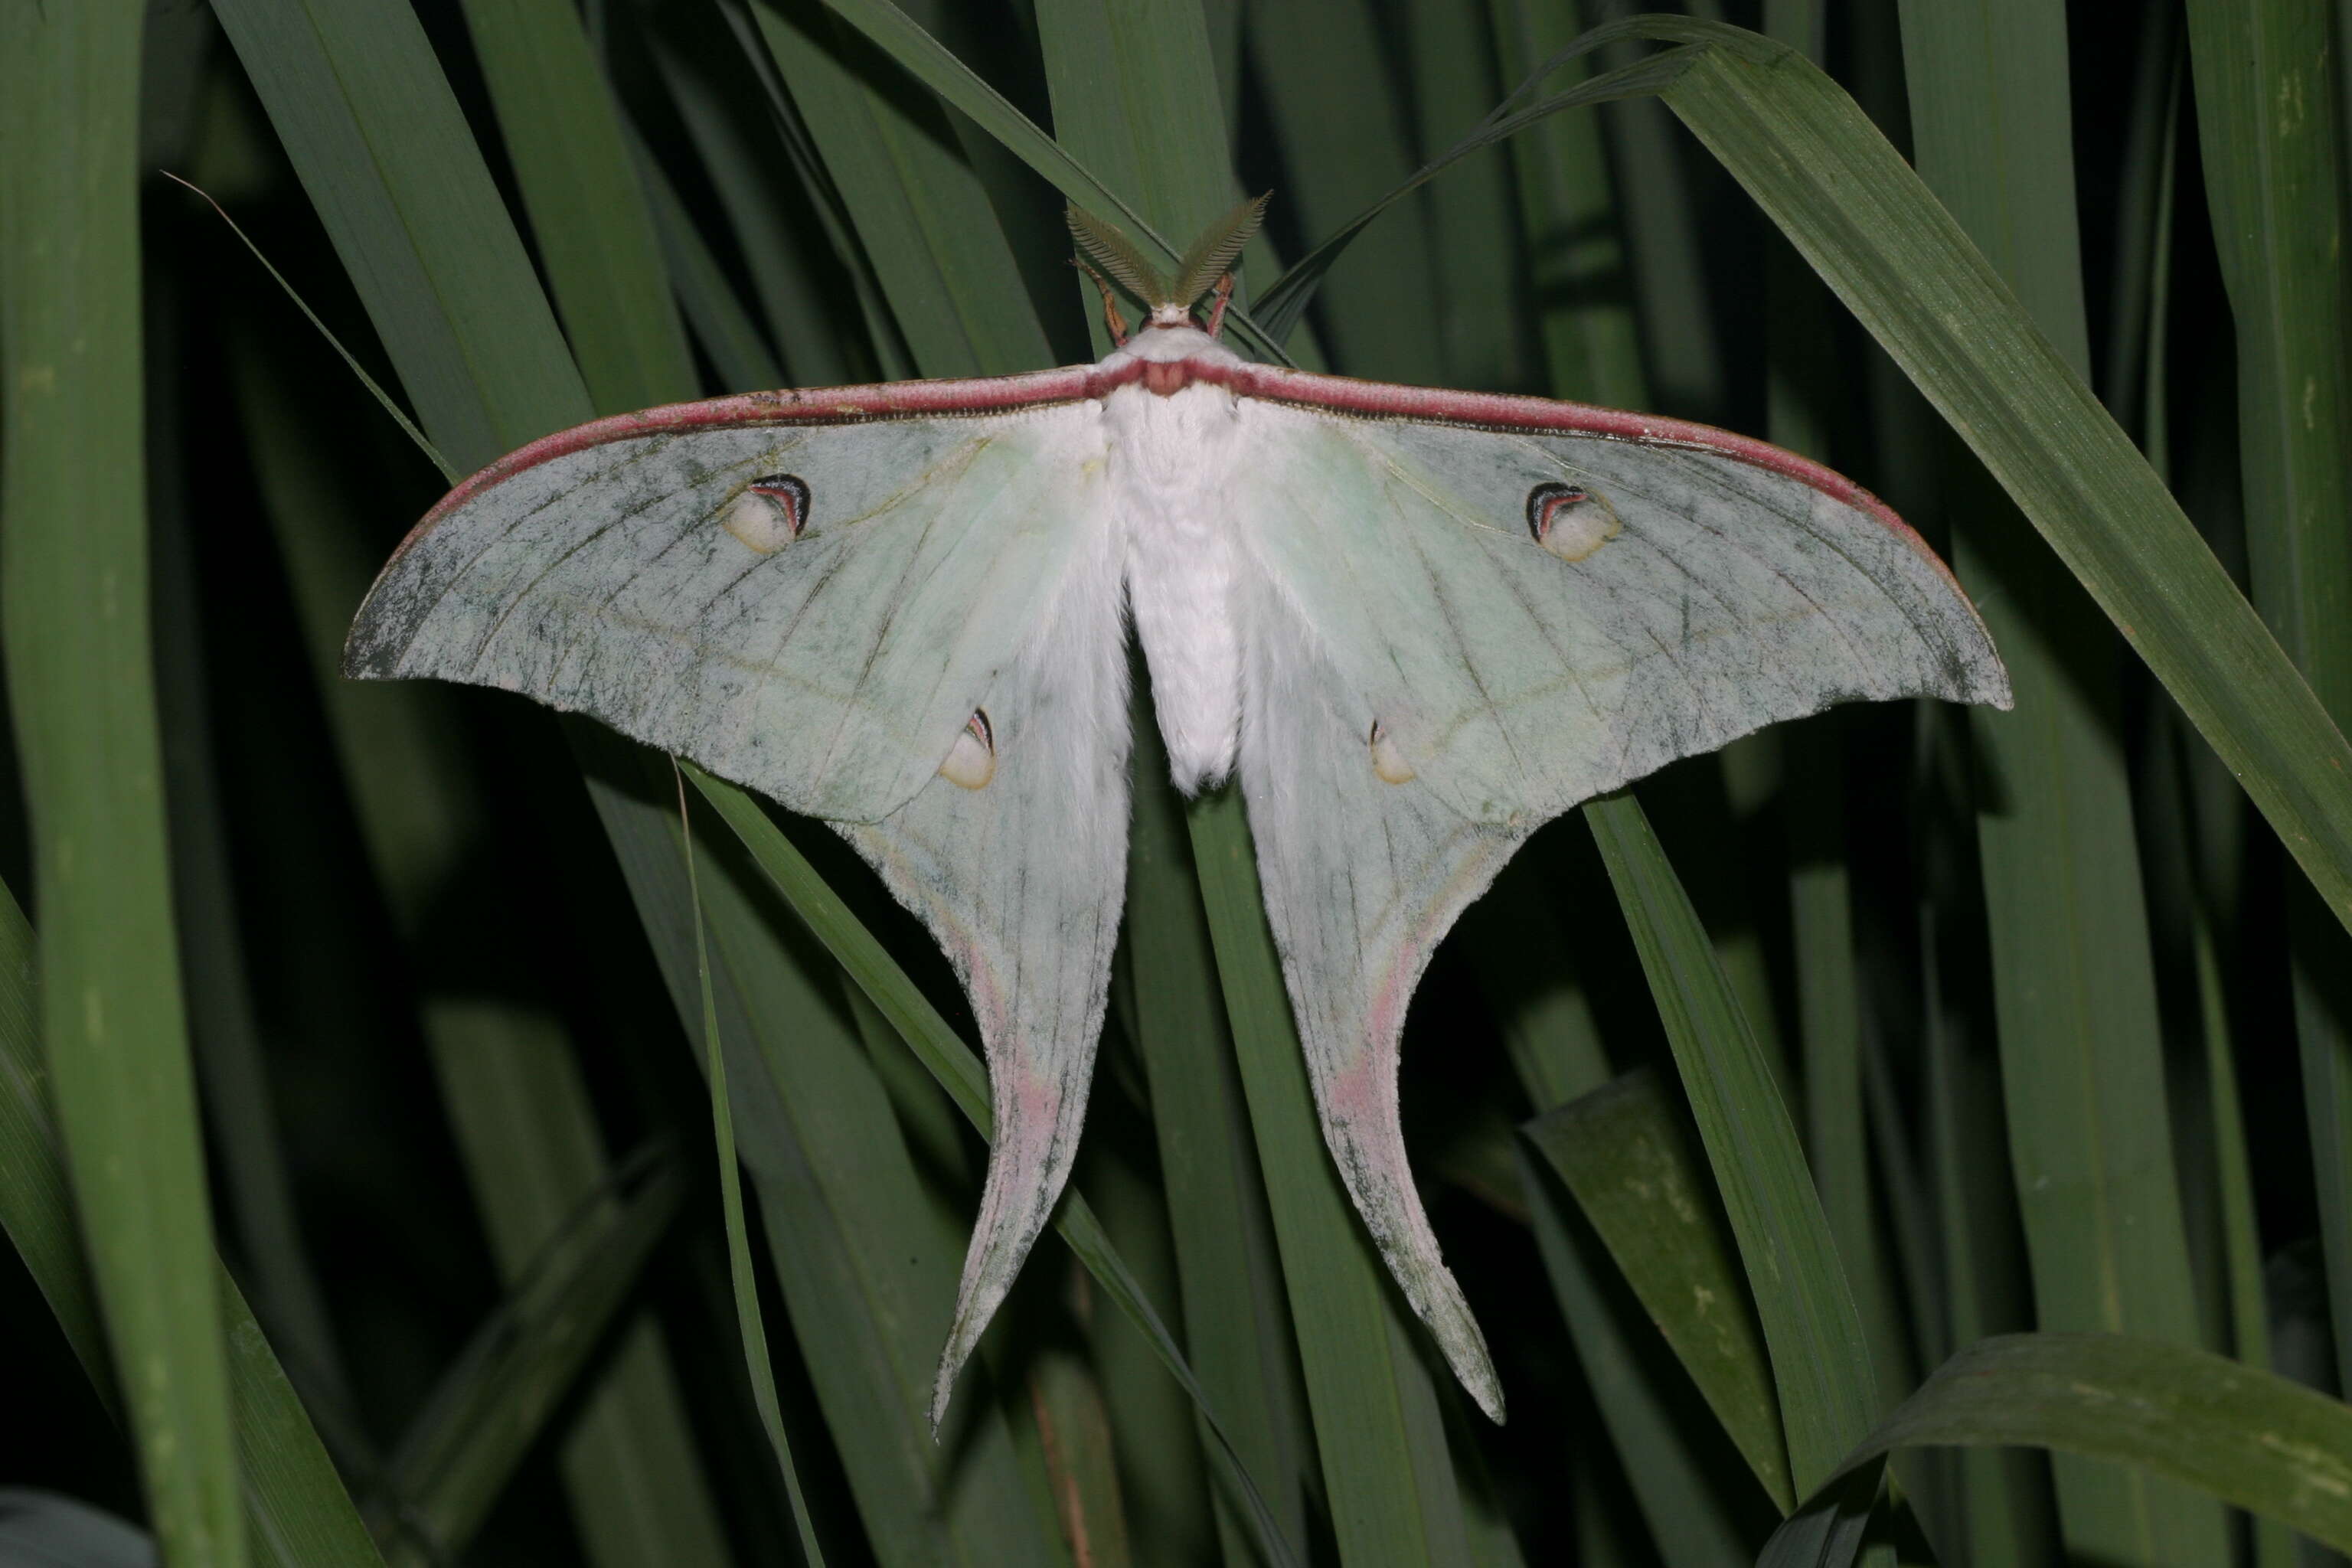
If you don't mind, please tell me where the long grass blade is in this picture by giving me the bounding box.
[743,0,1058,378]
[1586,794,1877,1494]
[1122,685,1312,1568]
[202,51,737,1567]
[622,126,792,394]
[677,772,826,1564]
[1525,1071,1792,1511]
[1624,22,2352,936]
[1246,0,1445,377]
[1186,792,1479,1566]
[147,235,354,1435]
[639,11,862,387]
[210,7,1059,1553]
[684,763,1301,1566]
[799,0,1289,364]
[1071,1140,1214,1568]
[1486,0,1647,410]
[2181,0,2352,1387]
[418,1002,739,1568]
[1756,7,1911,1423]
[454,0,697,412]
[159,175,452,480]
[1890,5,2226,1559]
[208,0,594,454]
[380,1146,684,1567]
[1403,0,1531,391]
[1,8,245,1562]
[1253,41,1703,349]
[1517,1135,1762,1563]
[0,879,385,1567]
[1029,11,1318,1557]
[593,737,1062,1565]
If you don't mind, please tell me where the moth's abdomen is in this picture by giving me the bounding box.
[1111,383,1243,793]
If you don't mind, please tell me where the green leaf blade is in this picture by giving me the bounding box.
[2,8,247,1563]
[1645,27,2352,937]
[1586,792,1877,1494]
[1821,1334,2352,1555]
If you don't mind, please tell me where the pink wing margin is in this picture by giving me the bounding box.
[366,364,1107,582]
[1214,358,1978,603]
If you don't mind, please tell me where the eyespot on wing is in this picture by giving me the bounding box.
[720,472,811,553]
[1369,720,1416,784]
[941,709,996,789]
[1527,482,1622,562]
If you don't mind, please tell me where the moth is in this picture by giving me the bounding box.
[347,197,2010,1427]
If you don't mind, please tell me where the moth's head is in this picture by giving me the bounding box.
[1067,194,1268,333]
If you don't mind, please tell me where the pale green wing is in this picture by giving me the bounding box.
[1231,397,2008,825]
[1224,386,2009,1419]
[1235,567,1526,1422]
[837,502,1132,1431]
[347,381,1109,824]
[346,378,1133,1429]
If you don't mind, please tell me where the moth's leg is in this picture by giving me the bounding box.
[1075,259,1129,345]
[1204,272,1235,338]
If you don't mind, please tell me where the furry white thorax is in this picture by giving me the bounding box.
[1101,326,1248,792]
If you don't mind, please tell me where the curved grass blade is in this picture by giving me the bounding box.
[2,9,246,1562]
[1524,1070,1792,1511]
[685,765,1301,1568]
[677,772,826,1566]
[1787,1334,2352,1555]
[1631,21,2352,935]
[743,0,1063,379]
[1240,15,2352,932]
[1245,0,1449,379]
[0,880,386,1568]
[159,175,452,482]
[1586,793,1877,1494]
[1252,44,1704,347]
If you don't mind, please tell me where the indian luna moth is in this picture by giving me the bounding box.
[345,194,2011,1429]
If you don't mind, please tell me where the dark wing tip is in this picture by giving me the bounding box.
[1971,651,2017,712]
[341,571,420,681]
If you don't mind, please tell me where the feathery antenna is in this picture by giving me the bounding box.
[1066,194,1273,319]
[1066,205,1172,306]
[1170,193,1269,312]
